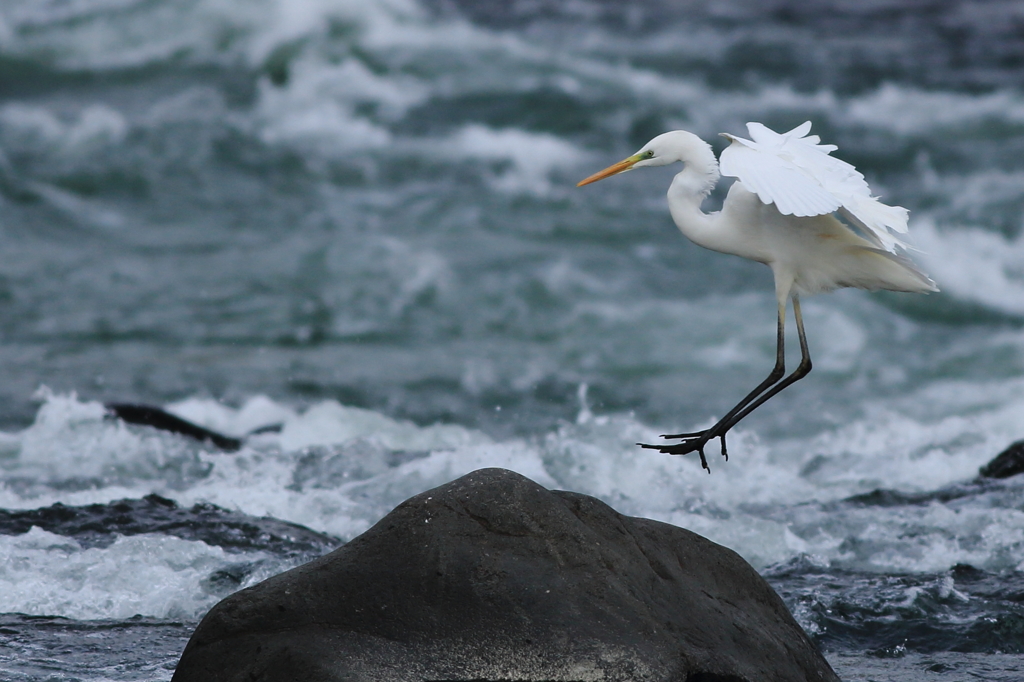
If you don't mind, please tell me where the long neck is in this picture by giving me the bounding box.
[665,141,727,252]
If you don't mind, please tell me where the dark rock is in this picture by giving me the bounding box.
[979,439,1024,479]
[0,495,338,559]
[172,468,839,682]
[106,403,243,451]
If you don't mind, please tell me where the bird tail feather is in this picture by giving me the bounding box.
[853,247,939,293]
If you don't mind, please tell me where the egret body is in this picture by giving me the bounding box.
[578,122,937,471]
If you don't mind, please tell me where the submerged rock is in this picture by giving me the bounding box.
[173,468,838,682]
[0,494,337,559]
[979,439,1024,479]
[105,403,244,451]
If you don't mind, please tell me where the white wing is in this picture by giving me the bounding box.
[719,121,909,252]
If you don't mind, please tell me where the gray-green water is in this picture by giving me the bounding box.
[2,1,1024,679]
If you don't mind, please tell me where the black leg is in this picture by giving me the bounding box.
[711,295,812,435]
[640,296,813,470]
[661,300,787,439]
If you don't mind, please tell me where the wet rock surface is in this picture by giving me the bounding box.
[172,468,838,682]
[0,494,337,559]
[979,439,1024,479]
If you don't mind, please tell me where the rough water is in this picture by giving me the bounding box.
[1,1,1024,679]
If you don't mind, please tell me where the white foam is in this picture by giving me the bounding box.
[166,395,295,437]
[13,0,1023,213]
[4,385,1024,579]
[0,103,66,149]
[845,83,1024,135]
[243,0,427,67]
[912,219,1024,316]
[0,389,208,497]
[253,56,424,154]
[538,413,817,567]
[282,400,487,452]
[0,526,276,620]
[0,102,129,166]
[8,0,1024,170]
[153,396,532,539]
[0,0,424,70]
[436,124,587,196]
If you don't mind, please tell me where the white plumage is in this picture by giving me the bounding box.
[720,122,910,251]
[578,121,936,471]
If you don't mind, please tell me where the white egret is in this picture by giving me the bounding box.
[578,121,937,471]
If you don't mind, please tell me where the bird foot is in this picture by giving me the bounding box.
[638,429,729,472]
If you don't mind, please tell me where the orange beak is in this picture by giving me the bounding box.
[577,154,642,187]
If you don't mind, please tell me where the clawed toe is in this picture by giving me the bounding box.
[660,430,703,439]
[638,428,732,472]
[638,437,711,471]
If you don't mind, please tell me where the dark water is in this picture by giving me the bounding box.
[2,0,1024,679]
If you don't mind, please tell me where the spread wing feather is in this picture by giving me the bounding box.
[719,121,909,252]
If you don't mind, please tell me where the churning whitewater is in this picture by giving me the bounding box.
[2,0,1024,680]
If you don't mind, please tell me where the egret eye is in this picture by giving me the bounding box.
[643,150,655,158]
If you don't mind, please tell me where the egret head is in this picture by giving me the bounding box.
[577,131,704,186]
